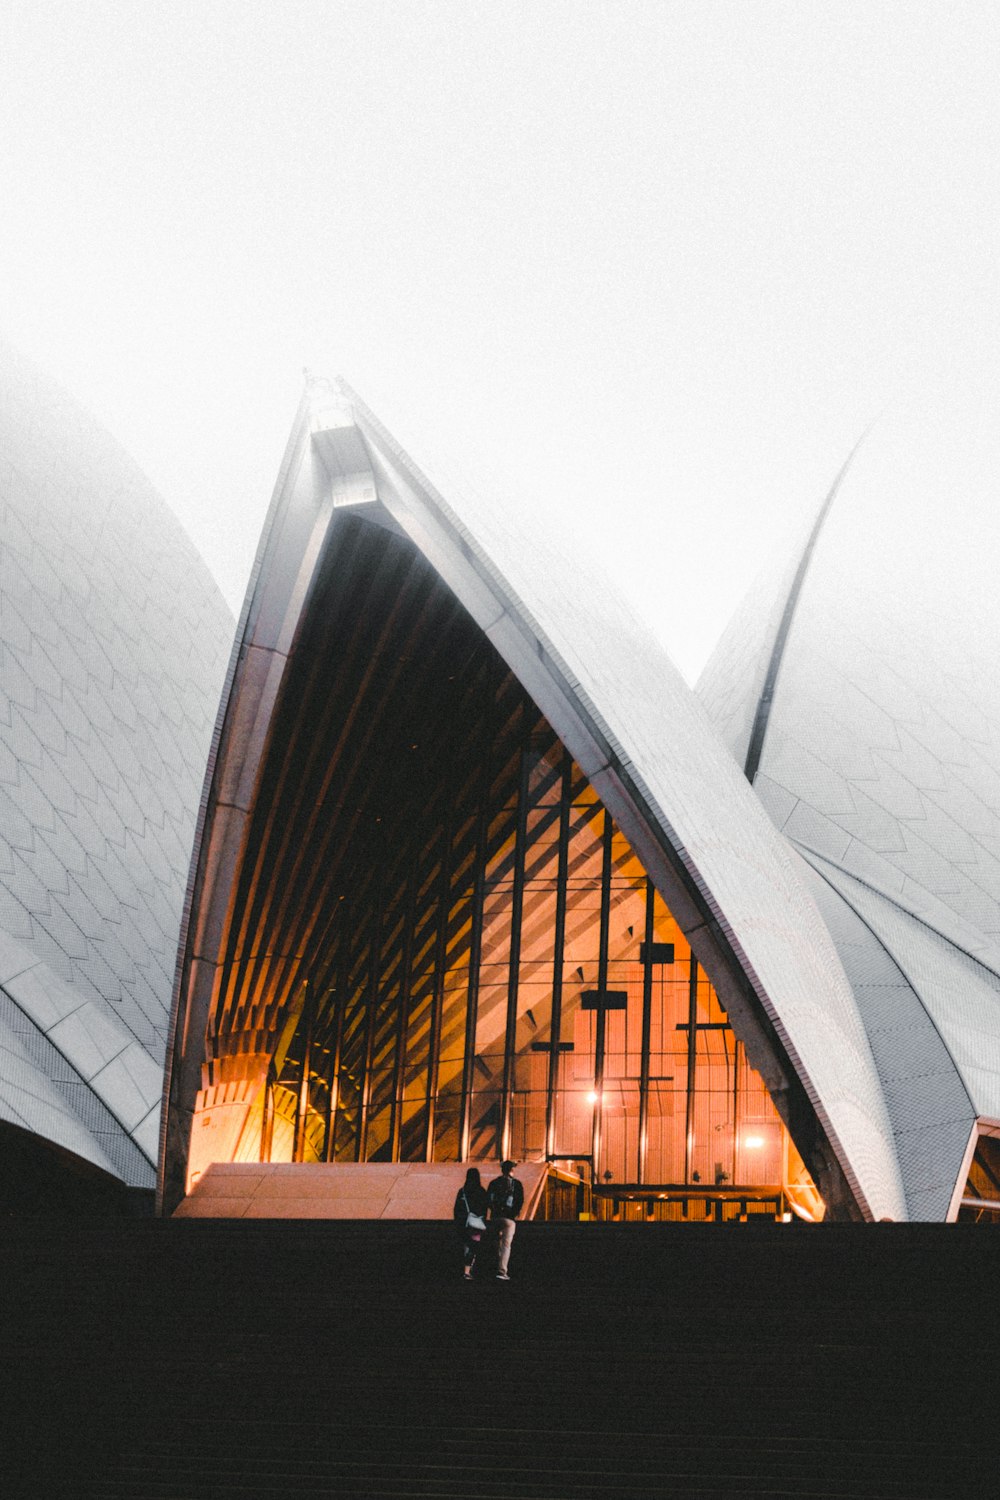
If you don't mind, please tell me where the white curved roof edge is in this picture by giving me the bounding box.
[699,394,1000,1214]
[337,381,905,1222]
[803,856,1000,1123]
[695,438,867,775]
[0,928,160,1167]
[792,849,976,1221]
[707,394,1000,974]
[0,1014,118,1175]
[159,384,324,1205]
[752,774,1000,981]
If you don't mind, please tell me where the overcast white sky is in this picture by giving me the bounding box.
[2,1,999,681]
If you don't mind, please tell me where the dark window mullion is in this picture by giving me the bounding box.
[591,808,614,1177]
[499,713,532,1161]
[637,876,655,1185]
[544,751,573,1159]
[424,810,459,1161]
[358,856,387,1161]
[458,661,500,1161]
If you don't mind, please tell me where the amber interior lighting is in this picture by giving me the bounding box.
[191,515,820,1220]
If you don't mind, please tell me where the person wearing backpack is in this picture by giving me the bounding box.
[486,1160,524,1281]
[454,1167,489,1280]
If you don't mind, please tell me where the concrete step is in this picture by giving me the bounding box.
[1,1220,996,1497]
[174,1160,549,1221]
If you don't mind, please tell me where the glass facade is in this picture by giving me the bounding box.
[957,1133,1000,1222]
[201,514,812,1219]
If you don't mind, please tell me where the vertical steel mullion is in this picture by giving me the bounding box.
[260,1061,276,1162]
[424,814,456,1161]
[499,721,532,1161]
[313,926,346,1164]
[320,993,337,1162]
[457,832,487,1161]
[591,808,614,1181]
[732,1036,741,1185]
[358,866,386,1161]
[544,752,573,1159]
[637,876,655,1185]
[388,849,420,1163]
[325,901,354,1161]
[293,977,315,1162]
[459,666,498,1162]
[684,956,699,1185]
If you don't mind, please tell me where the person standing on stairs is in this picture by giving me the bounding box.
[454,1167,489,1279]
[487,1160,524,1281]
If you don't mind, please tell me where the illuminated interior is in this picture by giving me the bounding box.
[191,512,820,1220]
[956,1131,1000,1222]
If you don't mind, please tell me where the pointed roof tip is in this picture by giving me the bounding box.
[302,365,346,382]
[741,424,873,787]
[837,415,879,481]
[303,371,356,434]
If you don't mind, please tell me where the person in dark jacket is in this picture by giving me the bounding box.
[486,1160,524,1280]
[454,1167,489,1279]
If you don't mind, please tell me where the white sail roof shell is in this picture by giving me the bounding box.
[0,343,233,1182]
[699,389,1000,1216]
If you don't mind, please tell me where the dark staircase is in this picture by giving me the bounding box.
[2,1218,996,1498]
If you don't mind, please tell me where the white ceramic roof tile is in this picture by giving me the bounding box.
[795,852,973,1221]
[761,734,860,817]
[750,774,798,829]
[0,339,234,1181]
[829,786,907,855]
[696,388,1000,1216]
[782,802,852,864]
[894,877,1000,958]
[0,929,36,986]
[0,787,36,852]
[90,1043,161,1130]
[0,986,153,1182]
[808,860,1000,1120]
[891,834,966,897]
[838,838,907,896]
[738,396,1000,963]
[0,890,35,943]
[0,1014,117,1173]
[3,956,81,1031]
[47,1000,129,1078]
[693,528,807,770]
[131,1106,161,1162]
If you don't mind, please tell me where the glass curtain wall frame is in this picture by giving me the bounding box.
[215,511,800,1207]
[957,1133,1000,1222]
[271,694,790,1196]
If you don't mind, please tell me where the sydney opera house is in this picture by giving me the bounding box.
[3,340,1000,1225]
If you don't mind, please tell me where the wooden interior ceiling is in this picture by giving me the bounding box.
[209,510,549,1070]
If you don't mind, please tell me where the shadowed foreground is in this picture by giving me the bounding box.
[2,1219,996,1497]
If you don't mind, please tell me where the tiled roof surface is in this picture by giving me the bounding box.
[699,393,1000,1215]
[0,343,233,1182]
